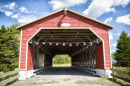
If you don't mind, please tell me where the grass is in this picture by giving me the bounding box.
[113,66,130,78]
[111,66,130,85]
[53,63,71,67]
[114,66,130,71]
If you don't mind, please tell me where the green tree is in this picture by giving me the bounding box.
[114,31,130,67]
[53,55,71,64]
[0,24,20,72]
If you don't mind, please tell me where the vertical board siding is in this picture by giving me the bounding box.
[27,45,34,71]
[19,10,111,70]
[95,44,104,69]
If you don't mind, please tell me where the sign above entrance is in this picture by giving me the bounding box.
[61,23,70,27]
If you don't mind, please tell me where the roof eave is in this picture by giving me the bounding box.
[16,9,64,30]
[67,9,113,29]
[16,8,113,30]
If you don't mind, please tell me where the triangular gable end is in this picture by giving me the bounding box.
[16,8,113,30]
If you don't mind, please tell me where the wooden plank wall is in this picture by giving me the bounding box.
[95,44,104,69]
[27,45,34,71]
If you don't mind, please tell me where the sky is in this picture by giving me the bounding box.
[0,0,130,54]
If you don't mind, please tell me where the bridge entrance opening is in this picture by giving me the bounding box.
[52,55,71,67]
[27,29,103,75]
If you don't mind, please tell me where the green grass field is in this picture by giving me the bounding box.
[53,63,71,67]
[112,66,130,85]
[114,67,130,71]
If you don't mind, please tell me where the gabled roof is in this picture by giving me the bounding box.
[16,8,113,29]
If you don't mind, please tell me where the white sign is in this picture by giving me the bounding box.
[61,23,70,27]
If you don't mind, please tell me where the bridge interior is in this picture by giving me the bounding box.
[29,29,102,70]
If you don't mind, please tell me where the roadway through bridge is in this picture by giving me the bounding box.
[11,67,119,86]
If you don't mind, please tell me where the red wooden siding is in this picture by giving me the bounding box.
[19,10,111,70]
[27,45,34,71]
[95,44,104,69]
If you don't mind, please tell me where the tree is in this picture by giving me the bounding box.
[0,24,20,72]
[53,55,71,64]
[114,31,130,67]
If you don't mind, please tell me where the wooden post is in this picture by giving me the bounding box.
[36,46,39,69]
[33,42,37,69]
[112,67,114,79]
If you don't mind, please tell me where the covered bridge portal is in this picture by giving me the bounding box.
[17,8,113,80]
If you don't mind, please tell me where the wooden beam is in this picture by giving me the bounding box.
[39,38,89,40]
[36,33,94,36]
[41,44,49,50]
[36,35,46,42]
[39,30,91,33]
[84,35,92,41]
[79,43,85,49]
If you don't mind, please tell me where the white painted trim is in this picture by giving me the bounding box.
[27,67,51,79]
[25,28,42,79]
[108,30,112,68]
[19,70,26,80]
[19,30,22,69]
[25,28,42,72]
[73,67,107,77]
[106,69,112,78]
[89,28,106,69]
[26,70,35,79]
[96,69,105,77]
[102,41,106,69]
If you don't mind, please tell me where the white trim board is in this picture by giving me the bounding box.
[19,30,22,69]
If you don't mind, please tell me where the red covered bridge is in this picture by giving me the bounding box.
[17,8,113,80]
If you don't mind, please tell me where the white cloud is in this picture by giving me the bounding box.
[104,17,113,23]
[83,0,130,19]
[116,14,130,25]
[118,33,121,36]
[111,50,116,53]
[5,11,13,16]
[18,15,37,24]
[111,43,117,46]
[49,0,87,10]
[83,0,114,19]
[19,6,29,13]
[4,2,16,10]
[0,2,41,24]
[11,13,19,19]
[113,0,130,7]
[109,32,113,40]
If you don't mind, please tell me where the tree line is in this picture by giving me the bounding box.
[112,31,130,67]
[0,24,20,72]
[53,55,71,64]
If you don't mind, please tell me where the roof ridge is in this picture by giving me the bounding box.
[17,8,113,29]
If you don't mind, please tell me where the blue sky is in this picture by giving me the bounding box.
[0,0,130,54]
